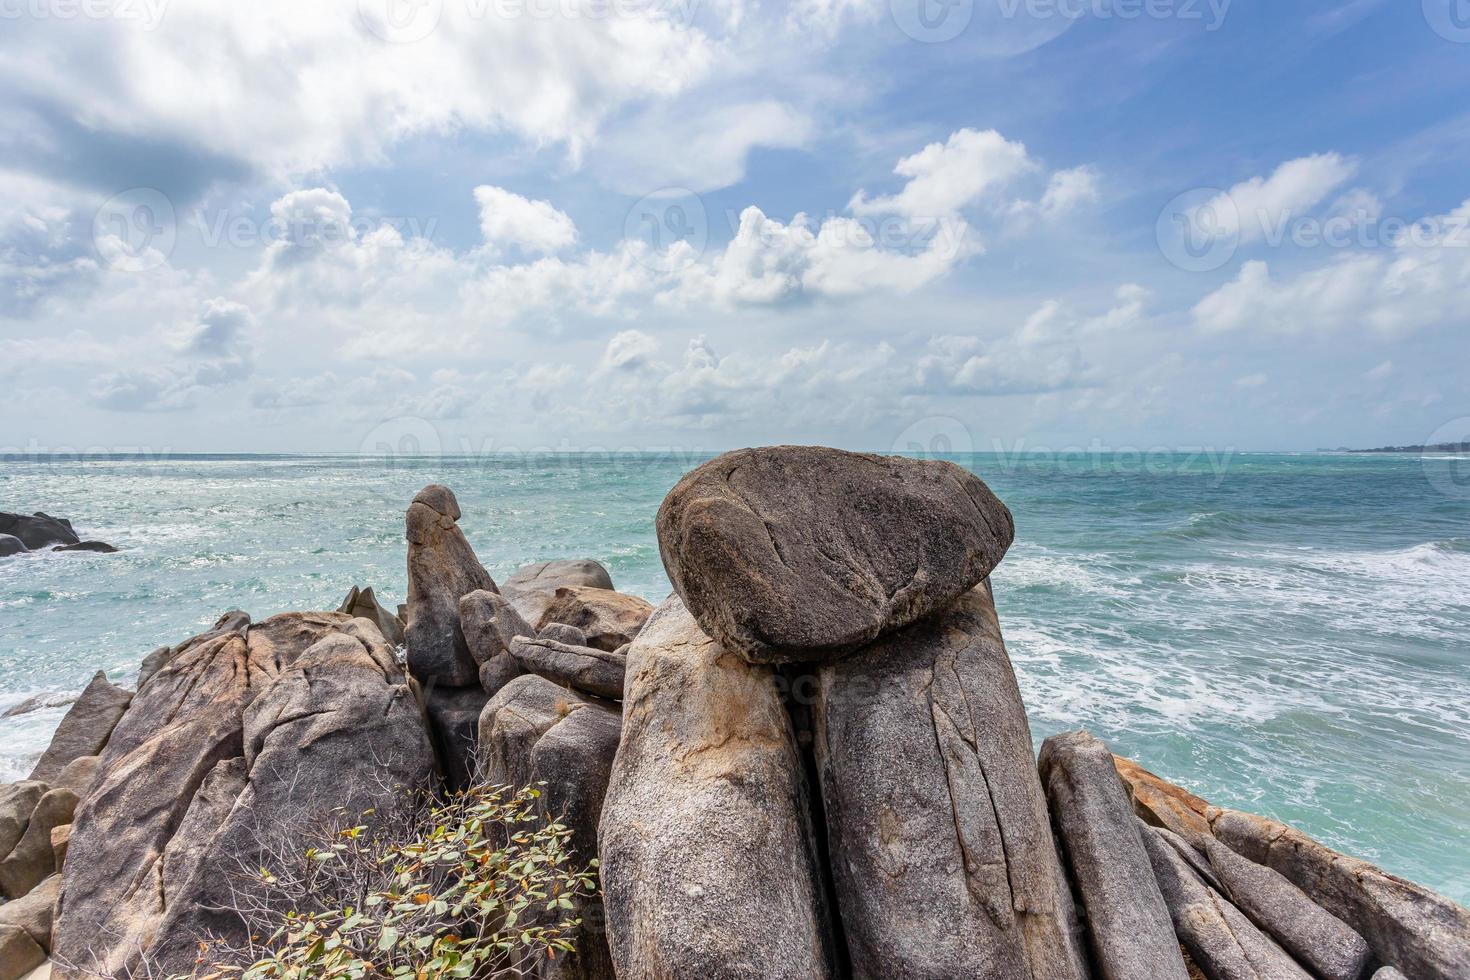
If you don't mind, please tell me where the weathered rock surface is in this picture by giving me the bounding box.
[405,485,498,688]
[50,757,101,800]
[1114,755,1216,839]
[656,446,1015,662]
[501,559,615,628]
[1039,731,1186,980]
[508,636,626,701]
[1212,808,1470,980]
[338,584,405,647]
[1196,833,1370,980]
[0,924,46,980]
[0,874,61,950]
[49,824,69,869]
[538,622,588,647]
[599,597,836,979]
[0,535,26,558]
[480,674,621,980]
[424,684,489,792]
[537,586,651,653]
[813,583,1085,980]
[0,783,45,861]
[0,513,77,551]
[1371,969,1408,980]
[1141,821,1312,980]
[460,589,533,664]
[27,672,132,784]
[146,622,435,975]
[0,788,76,899]
[51,541,116,554]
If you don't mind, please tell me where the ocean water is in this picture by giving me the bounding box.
[2,451,1467,903]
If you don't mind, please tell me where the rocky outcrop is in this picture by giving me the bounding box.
[405,484,498,688]
[1212,808,1470,980]
[508,636,626,700]
[0,513,77,550]
[1039,731,1186,980]
[536,586,651,653]
[599,597,836,979]
[337,585,405,647]
[0,788,77,899]
[656,446,1014,663]
[480,675,621,980]
[501,559,616,628]
[27,673,132,784]
[812,583,1085,980]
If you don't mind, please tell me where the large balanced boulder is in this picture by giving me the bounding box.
[656,446,1014,662]
[501,559,615,628]
[405,485,498,688]
[599,597,837,979]
[1038,731,1187,980]
[480,674,622,980]
[0,512,78,550]
[27,671,132,784]
[812,582,1085,979]
[536,586,652,653]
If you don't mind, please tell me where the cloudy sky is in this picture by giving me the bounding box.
[2,0,1468,454]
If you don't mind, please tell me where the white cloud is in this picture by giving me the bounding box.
[1039,165,1102,219]
[1204,153,1358,244]
[1234,373,1268,388]
[849,129,1036,219]
[90,298,255,411]
[473,186,578,255]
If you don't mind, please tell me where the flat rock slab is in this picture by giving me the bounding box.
[656,446,1014,662]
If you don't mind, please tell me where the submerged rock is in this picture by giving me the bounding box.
[405,484,498,688]
[27,672,132,784]
[0,535,26,558]
[537,586,651,653]
[480,674,621,980]
[812,583,1086,979]
[656,446,1014,663]
[508,635,626,701]
[599,597,836,979]
[51,541,116,554]
[501,559,615,628]
[1039,731,1187,980]
[0,513,77,550]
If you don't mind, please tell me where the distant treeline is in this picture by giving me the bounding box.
[1351,442,1470,453]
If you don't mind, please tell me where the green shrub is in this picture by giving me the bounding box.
[205,783,597,980]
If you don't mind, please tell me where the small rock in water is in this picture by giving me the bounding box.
[2,693,77,719]
[656,445,1014,662]
[51,541,117,554]
[0,512,78,551]
[0,534,27,558]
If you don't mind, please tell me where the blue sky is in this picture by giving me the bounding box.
[2,0,1467,454]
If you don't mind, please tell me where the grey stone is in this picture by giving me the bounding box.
[459,589,534,666]
[424,684,489,792]
[338,585,406,647]
[813,583,1086,980]
[478,653,523,697]
[0,925,45,980]
[0,789,77,900]
[50,757,101,800]
[0,874,61,950]
[0,535,26,558]
[536,586,651,653]
[656,446,1015,662]
[501,559,615,628]
[598,597,836,980]
[1197,834,1370,980]
[1140,821,1312,980]
[1212,808,1470,980]
[1039,731,1187,980]
[0,513,77,551]
[480,674,622,980]
[508,636,626,701]
[405,485,498,687]
[0,783,46,861]
[245,610,356,671]
[1371,969,1408,980]
[537,622,588,647]
[27,673,132,784]
[51,541,116,554]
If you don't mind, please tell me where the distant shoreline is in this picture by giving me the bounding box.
[1347,442,1470,454]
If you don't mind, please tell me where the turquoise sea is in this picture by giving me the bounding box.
[1,451,1467,902]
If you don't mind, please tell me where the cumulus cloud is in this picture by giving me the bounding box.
[1203,153,1358,244]
[849,129,1036,219]
[90,298,254,411]
[474,186,578,255]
